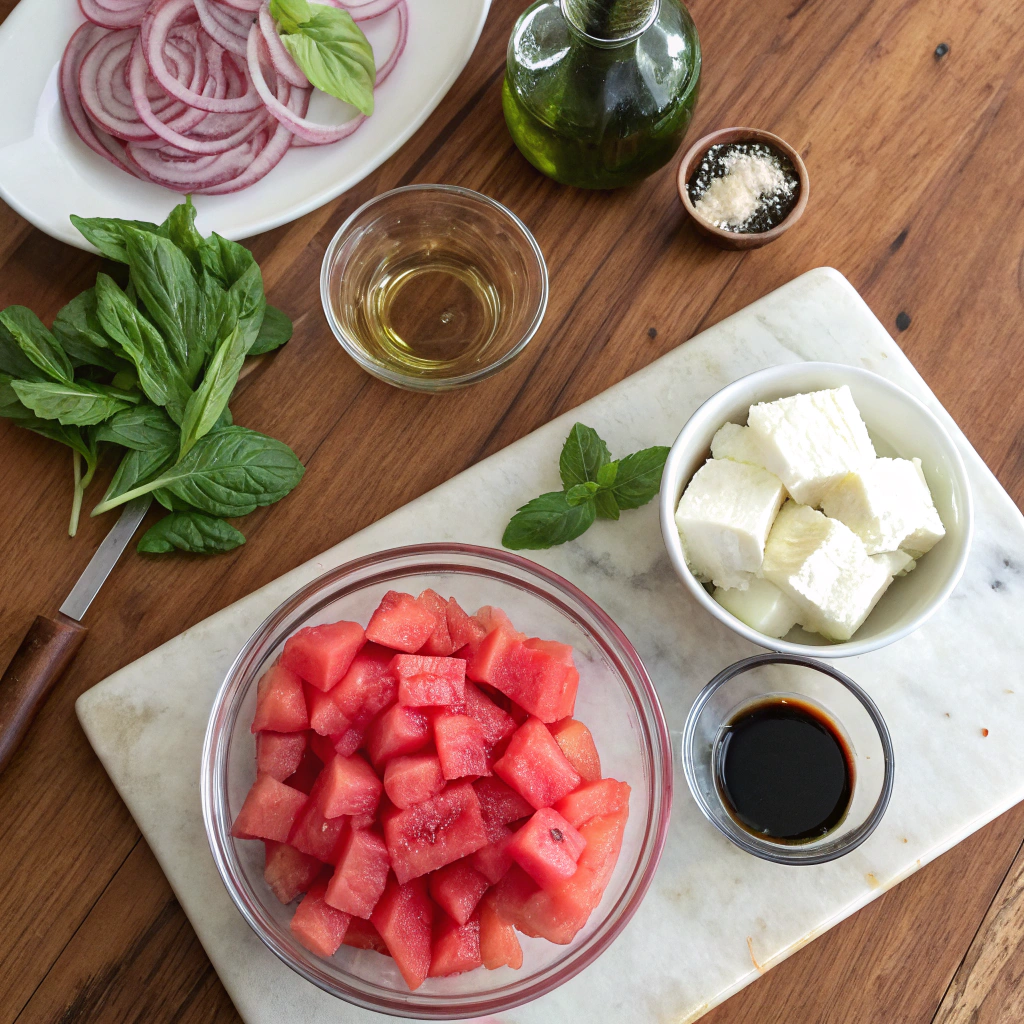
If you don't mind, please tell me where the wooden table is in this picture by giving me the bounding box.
[2,0,1023,1020]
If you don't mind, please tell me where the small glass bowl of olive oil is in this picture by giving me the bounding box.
[321,185,548,392]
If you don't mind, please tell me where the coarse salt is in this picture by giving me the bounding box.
[694,150,793,230]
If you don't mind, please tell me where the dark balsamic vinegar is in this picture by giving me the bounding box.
[716,698,853,842]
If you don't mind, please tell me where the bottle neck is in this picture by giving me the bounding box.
[560,0,660,45]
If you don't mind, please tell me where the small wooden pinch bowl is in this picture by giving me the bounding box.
[677,127,809,250]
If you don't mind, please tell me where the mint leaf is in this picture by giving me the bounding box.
[610,446,671,509]
[138,512,245,555]
[595,460,618,488]
[270,0,311,33]
[502,491,596,550]
[559,423,611,489]
[595,490,620,520]
[565,481,599,506]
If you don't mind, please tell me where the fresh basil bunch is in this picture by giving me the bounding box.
[0,198,302,555]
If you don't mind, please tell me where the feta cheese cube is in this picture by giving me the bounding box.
[710,422,767,468]
[762,501,896,641]
[747,386,876,507]
[822,457,945,555]
[675,459,786,590]
[871,549,917,577]
[714,577,802,639]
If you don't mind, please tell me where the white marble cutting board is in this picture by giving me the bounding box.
[77,267,1024,1024]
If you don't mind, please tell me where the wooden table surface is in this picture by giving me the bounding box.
[2,0,1024,1021]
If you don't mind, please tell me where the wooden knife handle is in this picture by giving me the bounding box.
[0,613,87,774]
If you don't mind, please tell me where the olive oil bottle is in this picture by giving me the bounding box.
[503,0,702,190]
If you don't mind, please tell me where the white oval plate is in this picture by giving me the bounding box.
[0,0,490,249]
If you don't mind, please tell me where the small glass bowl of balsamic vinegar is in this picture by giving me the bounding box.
[682,654,894,865]
[320,185,548,392]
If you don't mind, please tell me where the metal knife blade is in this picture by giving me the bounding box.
[59,497,152,621]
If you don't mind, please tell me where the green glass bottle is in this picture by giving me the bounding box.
[503,0,702,189]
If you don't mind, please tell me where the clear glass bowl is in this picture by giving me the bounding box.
[201,544,672,1018]
[320,185,548,392]
[682,654,894,865]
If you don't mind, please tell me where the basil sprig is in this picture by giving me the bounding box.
[502,423,669,550]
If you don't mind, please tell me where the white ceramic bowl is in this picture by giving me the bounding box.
[659,362,974,658]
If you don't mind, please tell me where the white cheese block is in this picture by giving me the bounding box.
[822,457,945,555]
[710,422,767,468]
[762,500,898,642]
[714,577,802,638]
[871,549,917,577]
[675,459,786,590]
[747,385,876,507]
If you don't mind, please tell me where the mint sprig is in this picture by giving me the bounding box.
[502,423,669,550]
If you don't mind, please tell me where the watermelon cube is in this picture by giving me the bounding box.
[417,589,457,656]
[549,717,601,782]
[382,781,489,883]
[383,754,445,809]
[326,828,390,918]
[554,778,631,829]
[493,718,582,809]
[365,591,438,653]
[290,878,351,957]
[333,725,367,758]
[474,636,579,724]
[464,683,517,747]
[473,776,533,836]
[463,626,520,687]
[281,620,365,692]
[479,890,523,970]
[251,662,308,734]
[507,807,586,891]
[365,705,430,767]
[288,775,348,862]
[434,713,490,780]
[319,754,383,818]
[491,864,542,928]
[470,825,516,884]
[371,875,434,990]
[446,597,487,649]
[264,840,321,904]
[256,731,307,781]
[308,731,338,764]
[429,913,482,977]
[306,684,351,737]
[393,654,466,708]
[332,643,397,721]
[428,860,490,925]
[231,775,308,842]
[343,916,391,955]
[475,606,524,637]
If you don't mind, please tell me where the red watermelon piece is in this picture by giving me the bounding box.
[365,705,431,767]
[417,589,457,656]
[319,754,383,818]
[326,828,390,918]
[479,890,523,970]
[464,682,517,747]
[264,840,321,904]
[428,913,482,977]
[493,717,582,810]
[393,654,466,708]
[365,591,437,653]
[382,781,489,883]
[333,725,367,758]
[288,774,347,862]
[475,606,524,637]
[256,731,307,781]
[332,643,397,721]
[308,731,338,764]
[384,754,445,809]
[343,916,391,955]
[446,597,487,649]
[434,713,490,780]
[473,777,533,837]
[463,626,519,687]
[231,775,308,842]
[281,620,365,692]
[306,684,350,738]
[554,778,630,829]
[371,875,434,990]
[428,860,490,925]
[507,807,586,891]
[251,662,308,734]
[469,824,516,884]
[290,878,351,957]
[549,717,601,782]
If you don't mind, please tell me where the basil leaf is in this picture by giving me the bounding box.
[249,304,293,355]
[559,423,611,489]
[11,379,138,426]
[102,446,175,505]
[609,446,671,510]
[280,6,375,115]
[215,405,232,429]
[565,481,599,507]
[199,231,258,289]
[138,512,245,554]
[160,197,204,275]
[502,490,596,550]
[93,403,179,450]
[594,490,620,520]
[179,324,247,459]
[51,289,133,374]
[0,307,74,383]
[270,0,312,33]
[0,319,46,380]
[70,214,165,263]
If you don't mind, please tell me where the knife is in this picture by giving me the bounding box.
[0,496,152,774]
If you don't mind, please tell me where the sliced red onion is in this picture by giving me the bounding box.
[374,0,407,86]
[257,4,307,88]
[342,0,404,22]
[127,132,263,189]
[79,0,150,29]
[214,0,261,13]
[194,0,252,56]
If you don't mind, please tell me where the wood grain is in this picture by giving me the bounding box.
[0,0,1022,1021]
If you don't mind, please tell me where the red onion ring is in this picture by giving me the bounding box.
[257,3,307,88]
[79,0,150,29]
[194,0,252,56]
[342,0,403,22]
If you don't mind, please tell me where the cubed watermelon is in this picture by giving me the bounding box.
[470,635,578,724]
[256,731,307,781]
[434,713,490,779]
[446,597,487,649]
[554,778,630,829]
[463,626,520,687]
[475,606,524,637]
[371,875,434,990]
[365,591,437,653]
[479,890,523,970]
[383,754,445,809]
[365,705,431,767]
[251,662,308,734]
[491,863,542,927]
[281,620,365,692]
[308,731,338,764]
[507,807,586,891]
[288,775,348,862]
[319,754,383,818]
[333,725,367,758]
[382,781,489,883]
[549,717,601,782]
[473,777,533,836]
[464,682,517,747]
[290,878,351,957]
[264,840,321,904]
[470,825,516,884]
[393,654,467,708]
[417,589,457,656]
[493,718,582,809]
[343,916,391,955]
[306,684,351,737]
[428,913,482,977]
[231,775,308,842]
[332,643,397,721]
[428,860,490,925]
[326,828,390,918]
